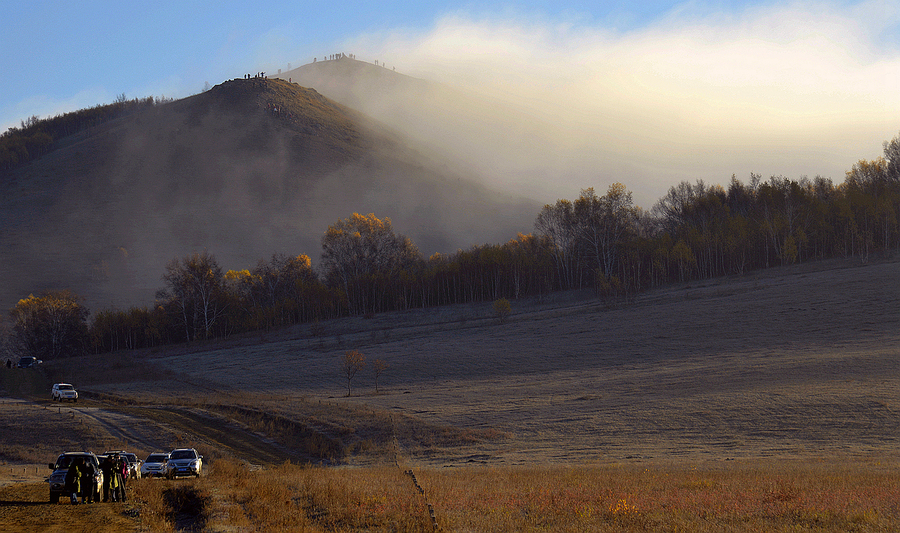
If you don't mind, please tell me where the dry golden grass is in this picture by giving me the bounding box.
[131,459,432,532]
[419,462,900,532]
[125,459,900,532]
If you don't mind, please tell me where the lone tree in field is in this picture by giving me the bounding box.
[373,358,388,393]
[340,349,366,397]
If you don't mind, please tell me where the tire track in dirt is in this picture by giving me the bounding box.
[125,406,300,465]
[66,405,174,452]
[64,402,307,466]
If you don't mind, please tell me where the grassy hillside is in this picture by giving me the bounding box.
[35,255,900,467]
[0,77,538,312]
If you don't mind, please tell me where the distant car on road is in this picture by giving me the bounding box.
[17,356,41,368]
[140,452,170,478]
[48,452,103,503]
[166,448,203,478]
[51,383,78,402]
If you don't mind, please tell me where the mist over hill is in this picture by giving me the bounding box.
[0,77,539,311]
[278,56,653,205]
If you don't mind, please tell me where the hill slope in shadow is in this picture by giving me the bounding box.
[0,77,539,310]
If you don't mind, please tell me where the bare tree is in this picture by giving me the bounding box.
[534,199,580,290]
[373,358,388,393]
[575,184,638,281]
[340,349,366,397]
[159,251,225,341]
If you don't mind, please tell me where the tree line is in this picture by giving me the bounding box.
[0,94,173,171]
[5,133,900,359]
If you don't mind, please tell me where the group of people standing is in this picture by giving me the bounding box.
[64,453,129,505]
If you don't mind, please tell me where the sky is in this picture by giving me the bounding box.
[2,0,898,208]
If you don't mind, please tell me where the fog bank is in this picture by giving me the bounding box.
[340,1,899,209]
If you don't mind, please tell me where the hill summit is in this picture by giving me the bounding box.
[0,76,538,310]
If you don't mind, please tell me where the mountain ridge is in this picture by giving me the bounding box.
[0,75,539,312]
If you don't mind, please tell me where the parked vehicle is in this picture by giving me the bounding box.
[51,383,78,402]
[140,452,170,478]
[48,452,103,503]
[17,356,41,368]
[103,450,142,479]
[165,448,203,478]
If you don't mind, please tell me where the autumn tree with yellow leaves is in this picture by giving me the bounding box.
[8,290,89,359]
[321,213,420,315]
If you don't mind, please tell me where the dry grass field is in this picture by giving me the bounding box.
[1,255,898,531]
[58,254,900,466]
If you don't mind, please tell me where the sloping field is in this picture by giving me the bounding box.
[68,256,899,467]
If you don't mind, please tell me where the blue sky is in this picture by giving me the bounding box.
[1,0,703,129]
[2,0,898,206]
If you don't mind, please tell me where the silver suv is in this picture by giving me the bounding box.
[165,448,203,478]
[140,452,170,478]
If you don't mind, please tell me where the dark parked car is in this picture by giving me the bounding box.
[48,452,103,503]
[17,356,41,368]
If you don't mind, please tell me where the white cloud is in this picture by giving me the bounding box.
[349,1,900,208]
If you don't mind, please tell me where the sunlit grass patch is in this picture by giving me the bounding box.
[126,459,900,532]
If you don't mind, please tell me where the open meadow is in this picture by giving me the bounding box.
[1,256,898,531]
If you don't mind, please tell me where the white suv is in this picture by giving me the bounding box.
[51,383,78,402]
[166,448,203,478]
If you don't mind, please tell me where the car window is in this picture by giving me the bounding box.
[170,450,197,460]
[56,454,95,469]
[59,385,74,390]
[146,454,168,462]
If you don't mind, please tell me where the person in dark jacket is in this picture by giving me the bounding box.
[65,457,84,505]
[79,459,95,503]
[100,455,114,502]
[115,454,128,502]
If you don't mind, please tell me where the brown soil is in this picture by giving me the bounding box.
[0,482,139,533]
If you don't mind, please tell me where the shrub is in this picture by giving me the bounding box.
[492,298,511,323]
